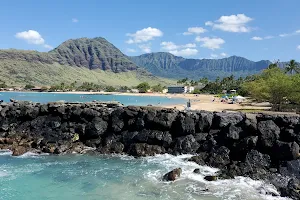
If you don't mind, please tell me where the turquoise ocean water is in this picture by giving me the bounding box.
[0,92,290,200]
[0,151,288,200]
[0,92,186,106]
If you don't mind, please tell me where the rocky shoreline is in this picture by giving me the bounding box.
[0,101,299,199]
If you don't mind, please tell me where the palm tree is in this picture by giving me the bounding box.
[268,59,280,69]
[285,59,300,74]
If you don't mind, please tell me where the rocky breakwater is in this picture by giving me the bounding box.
[0,101,300,199]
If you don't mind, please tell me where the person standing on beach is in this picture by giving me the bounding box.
[187,99,191,110]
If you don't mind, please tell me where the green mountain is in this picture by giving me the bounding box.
[0,38,174,87]
[130,52,272,80]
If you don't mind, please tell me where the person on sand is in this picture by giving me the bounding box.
[186,99,191,110]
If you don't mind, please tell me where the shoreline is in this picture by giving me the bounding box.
[0,90,273,113]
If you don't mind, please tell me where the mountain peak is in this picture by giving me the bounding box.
[51,37,138,72]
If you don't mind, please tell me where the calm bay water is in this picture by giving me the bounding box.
[0,151,288,200]
[0,92,290,200]
[0,92,186,106]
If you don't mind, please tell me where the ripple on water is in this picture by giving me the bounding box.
[0,153,292,200]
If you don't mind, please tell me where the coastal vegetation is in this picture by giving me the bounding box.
[242,62,300,111]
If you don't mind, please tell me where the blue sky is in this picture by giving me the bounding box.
[1,0,300,61]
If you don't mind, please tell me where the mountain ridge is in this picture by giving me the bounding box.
[130,52,272,80]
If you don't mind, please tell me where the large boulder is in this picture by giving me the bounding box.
[174,135,200,154]
[213,112,244,128]
[245,150,271,169]
[232,136,258,160]
[284,178,300,200]
[173,113,197,136]
[145,109,178,131]
[162,168,182,181]
[273,141,299,161]
[257,120,280,150]
[84,117,108,140]
[197,112,213,132]
[11,145,28,156]
[111,108,125,132]
[135,130,172,148]
[280,159,300,178]
[188,152,209,166]
[207,146,231,168]
[122,131,138,147]
[128,143,165,157]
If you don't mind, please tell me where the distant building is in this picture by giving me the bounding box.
[167,86,189,93]
[131,89,139,93]
[188,86,195,93]
[162,89,168,93]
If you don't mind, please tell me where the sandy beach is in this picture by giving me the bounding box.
[46,91,270,112]
[1,90,272,112]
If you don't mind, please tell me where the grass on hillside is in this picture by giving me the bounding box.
[0,59,175,87]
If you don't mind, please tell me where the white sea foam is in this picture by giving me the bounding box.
[0,149,12,156]
[143,154,291,200]
[17,152,49,158]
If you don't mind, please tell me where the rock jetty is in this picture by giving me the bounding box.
[0,101,299,199]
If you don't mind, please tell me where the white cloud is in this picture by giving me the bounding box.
[220,52,227,57]
[72,18,79,23]
[251,35,274,41]
[195,36,225,50]
[126,48,137,53]
[43,44,53,49]
[251,36,263,41]
[210,54,218,58]
[160,41,196,51]
[297,45,300,50]
[183,27,207,35]
[182,43,197,48]
[170,48,198,57]
[264,36,274,39]
[160,41,178,51]
[279,33,289,37]
[206,14,253,33]
[15,30,45,45]
[138,43,152,53]
[279,30,300,37]
[15,30,52,49]
[126,27,163,44]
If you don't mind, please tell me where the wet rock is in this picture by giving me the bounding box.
[207,146,230,168]
[284,178,300,200]
[193,168,200,174]
[245,150,271,168]
[188,152,209,166]
[162,168,182,181]
[128,143,165,157]
[204,175,217,181]
[84,138,102,148]
[174,135,200,154]
[11,146,28,156]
